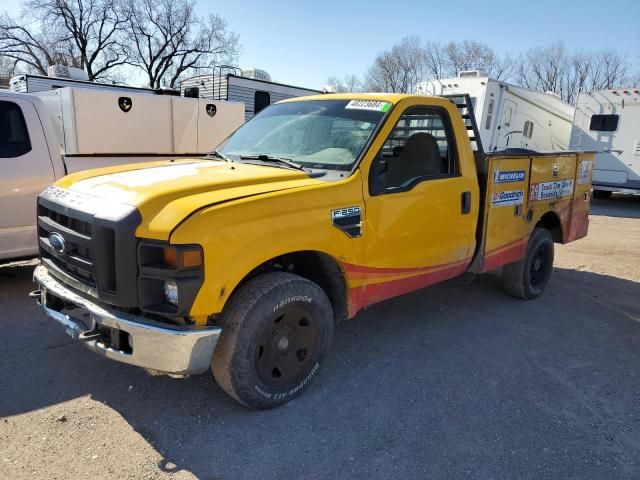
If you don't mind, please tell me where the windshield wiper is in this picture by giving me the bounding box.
[206,150,233,162]
[239,154,305,171]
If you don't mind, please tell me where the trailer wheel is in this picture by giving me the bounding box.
[593,190,612,200]
[502,228,554,300]
[211,272,334,409]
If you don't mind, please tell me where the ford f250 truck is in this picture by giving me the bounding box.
[31,93,594,409]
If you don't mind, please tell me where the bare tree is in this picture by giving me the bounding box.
[423,40,446,80]
[124,0,238,89]
[365,36,427,93]
[326,74,361,92]
[516,43,636,103]
[0,13,72,75]
[25,0,129,80]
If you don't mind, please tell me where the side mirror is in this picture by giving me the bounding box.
[369,154,388,196]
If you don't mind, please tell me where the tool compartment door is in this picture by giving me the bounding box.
[528,154,577,244]
[481,156,530,271]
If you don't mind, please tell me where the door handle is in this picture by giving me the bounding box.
[461,191,471,214]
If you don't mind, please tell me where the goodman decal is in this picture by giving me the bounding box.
[493,169,526,184]
[530,179,574,201]
[491,190,524,207]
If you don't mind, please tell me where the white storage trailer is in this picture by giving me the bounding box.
[417,71,575,152]
[570,88,640,197]
[180,70,321,121]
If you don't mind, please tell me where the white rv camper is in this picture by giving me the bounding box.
[180,68,321,121]
[570,88,640,197]
[9,72,178,96]
[417,71,575,152]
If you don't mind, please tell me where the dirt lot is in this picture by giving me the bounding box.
[1,195,639,480]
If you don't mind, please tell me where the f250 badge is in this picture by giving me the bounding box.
[331,206,362,238]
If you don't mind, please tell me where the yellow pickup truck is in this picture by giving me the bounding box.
[32,93,594,408]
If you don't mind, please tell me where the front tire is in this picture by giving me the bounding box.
[502,228,554,299]
[212,272,334,409]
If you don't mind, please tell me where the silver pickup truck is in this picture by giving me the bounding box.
[0,88,243,260]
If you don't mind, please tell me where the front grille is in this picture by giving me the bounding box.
[37,193,141,307]
[38,203,98,287]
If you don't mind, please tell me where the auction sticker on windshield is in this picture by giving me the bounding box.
[345,100,391,112]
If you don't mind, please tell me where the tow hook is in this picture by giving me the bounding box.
[78,329,103,343]
[29,289,43,304]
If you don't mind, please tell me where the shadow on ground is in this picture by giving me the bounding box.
[1,262,640,479]
[591,194,640,219]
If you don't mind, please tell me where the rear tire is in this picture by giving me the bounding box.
[593,190,612,200]
[503,228,554,299]
[211,272,334,409]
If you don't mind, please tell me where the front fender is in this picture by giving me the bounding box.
[169,172,366,322]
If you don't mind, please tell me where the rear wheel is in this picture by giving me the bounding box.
[503,228,554,299]
[212,272,334,409]
[593,190,612,200]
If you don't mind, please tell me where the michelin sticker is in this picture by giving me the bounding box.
[491,190,524,207]
[530,179,574,201]
[577,160,593,185]
[345,100,390,112]
[494,169,526,184]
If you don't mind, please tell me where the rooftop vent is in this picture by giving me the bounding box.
[458,70,489,78]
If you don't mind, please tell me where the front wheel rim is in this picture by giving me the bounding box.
[254,305,319,387]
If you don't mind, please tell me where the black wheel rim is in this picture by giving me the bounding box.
[529,243,551,288]
[254,305,319,387]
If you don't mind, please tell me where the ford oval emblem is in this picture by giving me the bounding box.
[49,232,66,254]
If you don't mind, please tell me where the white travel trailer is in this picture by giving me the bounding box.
[570,88,640,197]
[180,67,321,121]
[417,71,575,153]
[9,72,178,96]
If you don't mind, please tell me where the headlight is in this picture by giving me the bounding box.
[163,280,179,306]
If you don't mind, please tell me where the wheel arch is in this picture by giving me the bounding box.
[226,250,349,322]
[535,210,563,243]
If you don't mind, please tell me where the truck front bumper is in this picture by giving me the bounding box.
[32,265,220,377]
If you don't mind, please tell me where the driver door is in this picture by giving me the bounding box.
[360,101,478,305]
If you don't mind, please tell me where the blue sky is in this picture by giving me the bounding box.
[4,0,640,89]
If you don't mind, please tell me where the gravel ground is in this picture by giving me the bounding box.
[1,195,639,480]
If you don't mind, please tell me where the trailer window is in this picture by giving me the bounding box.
[523,120,534,139]
[589,114,619,132]
[378,107,457,192]
[0,101,31,158]
[485,98,494,130]
[504,106,512,127]
[254,91,271,115]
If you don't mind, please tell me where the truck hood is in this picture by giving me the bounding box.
[58,159,324,240]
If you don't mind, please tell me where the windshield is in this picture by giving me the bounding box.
[218,99,389,171]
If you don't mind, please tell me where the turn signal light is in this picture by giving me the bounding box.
[162,246,203,269]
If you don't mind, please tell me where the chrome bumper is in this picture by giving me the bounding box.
[32,265,220,376]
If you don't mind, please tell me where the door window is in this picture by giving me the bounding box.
[485,98,494,129]
[376,106,457,193]
[0,100,31,158]
[504,106,513,127]
[254,91,271,115]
